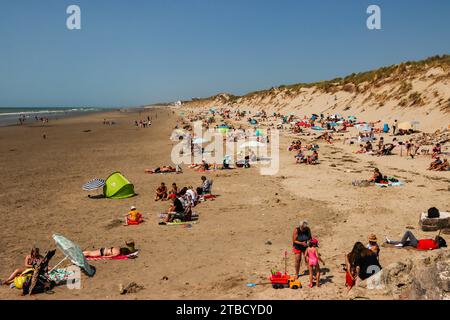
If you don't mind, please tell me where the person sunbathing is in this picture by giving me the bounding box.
[428,157,443,170]
[145,166,176,173]
[83,241,137,258]
[155,182,168,201]
[385,231,446,250]
[1,247,44,286]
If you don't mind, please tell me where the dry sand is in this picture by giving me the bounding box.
[0,107,449,300]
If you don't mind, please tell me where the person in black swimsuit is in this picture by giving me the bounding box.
[83,241,136,258]
[292,221,312,280]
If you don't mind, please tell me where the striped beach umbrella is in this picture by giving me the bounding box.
[82,178,106,191]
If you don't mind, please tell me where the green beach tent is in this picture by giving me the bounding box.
[103,172,135,199]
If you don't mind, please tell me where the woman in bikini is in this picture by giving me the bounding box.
[83,241,137,258]
[1,247,43,286]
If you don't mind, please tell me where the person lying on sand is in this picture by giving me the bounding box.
[1,247,44,286]
[83,240,137,258]
[385,231,446,250]
[190,160,210,171]
[155,182,168,201]
[145,166,177,174]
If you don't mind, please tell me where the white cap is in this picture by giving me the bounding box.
[130,206,136,210]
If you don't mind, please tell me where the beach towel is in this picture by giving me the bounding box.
[375,178,404,187]
[159,212,199,220]
[47,268,75,285]
[85,251,139,261]
[163,221,198,226]
[311,126,325,131]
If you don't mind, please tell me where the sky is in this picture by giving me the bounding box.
[0,0,449,108]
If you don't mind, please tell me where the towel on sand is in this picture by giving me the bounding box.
[85,251,139,261]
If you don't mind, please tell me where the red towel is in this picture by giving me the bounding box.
[85,252,139,261]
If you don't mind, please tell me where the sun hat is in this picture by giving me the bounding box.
[368,234,378,242]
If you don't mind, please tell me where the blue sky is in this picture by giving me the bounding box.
[0,0,449,108]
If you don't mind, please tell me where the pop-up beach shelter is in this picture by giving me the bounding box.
[103,172,135,199]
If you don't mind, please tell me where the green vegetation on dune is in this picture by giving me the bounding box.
[190,54,449,104]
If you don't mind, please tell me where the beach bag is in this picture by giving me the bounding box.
[14,273,32,289]
[427,207,440,218]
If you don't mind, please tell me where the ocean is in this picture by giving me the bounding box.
[0,107,110,126]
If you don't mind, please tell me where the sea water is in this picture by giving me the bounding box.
[0,107,107,126]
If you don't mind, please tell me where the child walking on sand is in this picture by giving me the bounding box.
[305,238,325,288]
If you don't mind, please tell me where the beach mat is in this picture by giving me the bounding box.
[159,221,198,226]
[85,251,139,261]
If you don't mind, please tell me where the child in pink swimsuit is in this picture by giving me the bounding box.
[305,238,325,288]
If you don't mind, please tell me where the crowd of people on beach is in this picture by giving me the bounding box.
[2,106,449,296]
[134,115,152,128]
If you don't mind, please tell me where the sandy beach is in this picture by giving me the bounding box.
[0,103,448,300]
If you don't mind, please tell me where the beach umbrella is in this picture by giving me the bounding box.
[51,234,96,276]
[239,141,266,149]
[82,178,106,191]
